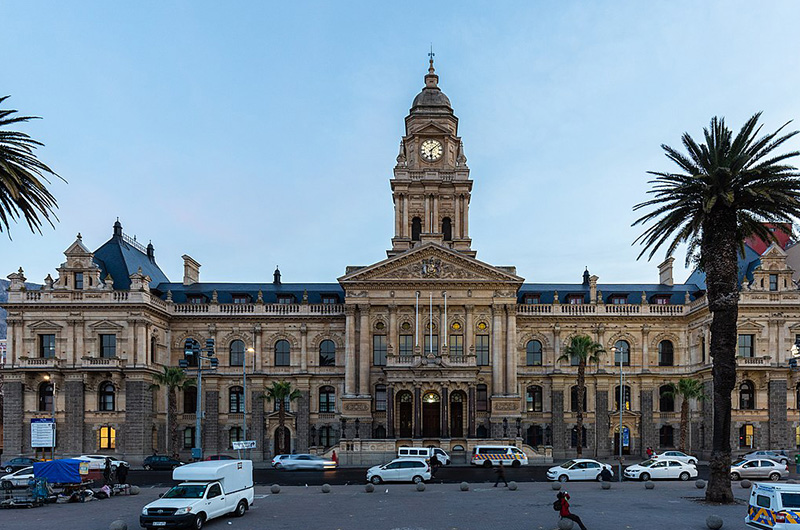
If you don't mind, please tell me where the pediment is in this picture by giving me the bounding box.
[339,243,524,285]
[88,320,125,331]
[737,319,765,332]
[64,237,92,257]
[761,244,787,259]
[27,320,64,331]
[413,122,452,136]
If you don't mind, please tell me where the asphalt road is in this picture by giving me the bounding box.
[127,464,713,486]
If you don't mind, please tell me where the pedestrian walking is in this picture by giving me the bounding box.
[646,446,654,459]
[430,453,440,478]
[556,491,588,530]
[102,458,113,486]
[116,461,129,485]
[493,460,508,487]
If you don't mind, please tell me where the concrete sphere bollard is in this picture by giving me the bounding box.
[416,482,426,492]
[558,518,575,530]
[695,479,706,489]
[129,485,140,495]
[365,483,374,493]
[706,515,723,529]
[601,481,611,490]
[508,481,518,491]
[741,480,752,489]
[109,521,127,530]
[645,481,655,490]
[321,484,331,493]
[551,482,562,491]
[270,484,281,494]
[460,482,469,491]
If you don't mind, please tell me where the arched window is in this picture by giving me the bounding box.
[659,425,674,447]
[659,385,674,412]
[229,386,244,413]
[229,426,243,448]
[615,385,631,411]
[373,425,387,439]
[184,387,197,414]
[526,386,543,412]
[740,424,755,448]
[614,340,630,366]
[183,427,196,449]
[739,381,755,410]
[38,382,54,412]
[229,340,245,367]
[658,340,674,366]
[150,336,157,364]
[275,340,290,366]
[442,217,452,241]
[319,340,336,367]
[570,386,587,413]
[411,217,422,241]
[526,340,543,366]
[319,426,333,448]
[319,386,335,413]
[99,426,116,449]
[476,384,488,412]
[99,382,115,411]
[570,426,587,447]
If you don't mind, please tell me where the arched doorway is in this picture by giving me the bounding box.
[422,391,441,437]
[613,426,631,456]
[397,391,413,438]
[274,426,291,456]
[450,391,465,438]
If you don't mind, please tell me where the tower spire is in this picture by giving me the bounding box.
[428,44,435,74]
[424,45,439,88]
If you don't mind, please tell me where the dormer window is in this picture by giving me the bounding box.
[187,295,205,305]
[321,295,339,305]
[277,294,294,305]
[567,295,584,305]
[770,274,778,291]
[232,294,250,305]
[75,272,84,290]
[653,295,671,305]
[523,294,540,305]
[610,295,627,305]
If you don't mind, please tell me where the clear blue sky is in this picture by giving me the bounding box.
[2,1,800,286]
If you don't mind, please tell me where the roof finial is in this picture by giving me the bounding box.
[428,44,435,74]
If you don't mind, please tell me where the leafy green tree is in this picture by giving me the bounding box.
[264,381,302,456]
[151,367,195,458]
[663,378,706,453]
[634,113,800,502]
[0,96,63,235]
[558,334,604,458]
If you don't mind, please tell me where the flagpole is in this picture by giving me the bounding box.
[415,291,420,347]
[429,292,433,354]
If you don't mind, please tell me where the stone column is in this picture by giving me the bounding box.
[454,194,461,239]
[595,388,610,457]
[123,379,154,460]
[641,325,650,370]
[425,195,431,233]
[553,325,561,366]
[203,390,219,455]
[387,385,395,438]
[2,380,23,456]
[388,304,397,354]
[768,379,790,449]
[394,195,401,237]
[463,195,469,238]
[300,324,308,372]
[295,390,310,453]
[506,305,517,395]
[464,305,473,358]
[441,386,449,438]
[358,306,371,396]
[344,307,356,395]
[64,375,85,454]
[639,388,655,457]
[491,306,504,394]
[468,385,476,438]
[433,195,439,233]
[414,386,422,438]
[402,195,408,238]
[251,390,265,461]
[551,389,565,457]
[253,325,262,370]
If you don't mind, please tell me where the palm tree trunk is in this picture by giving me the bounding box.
[680,398,689,452]
[703,210,739,503]
[576,361,585,458]
[168,389,178,457]
[278,401,286,456]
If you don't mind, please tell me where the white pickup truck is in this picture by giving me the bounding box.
[140,460,254,529]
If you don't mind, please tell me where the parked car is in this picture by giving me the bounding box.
[271,455,291,468]
[547,459,614,482]
[2,457,41,473]
[653,451,698,465]
[397,447,451,465]
[367,458,431,485]
[0,466,34,488]
[624,459,698,481]
[731,458,789,481]
[143,455,185,471]
[75,454,128,470]
[278,454,337,471]
[742,451,790,466]
[204,455,235,461]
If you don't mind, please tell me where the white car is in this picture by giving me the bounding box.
[624,459,698,481]
[279,454,337,471]
[76,454,128,470]
[271,454,291,468]
[653,451,698,465]
[366,458,431,485]
[546,459,613,482]
[0,466,34,488]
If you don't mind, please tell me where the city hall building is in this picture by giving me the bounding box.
[3,62,800,465]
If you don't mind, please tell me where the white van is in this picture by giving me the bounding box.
[470,445,528,468]
[140,460,254,529]
[745,482,800,529]
[397,447,450,465]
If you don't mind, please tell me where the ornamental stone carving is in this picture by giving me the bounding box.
[381,259,484,280]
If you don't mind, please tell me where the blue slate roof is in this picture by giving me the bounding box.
[152,282,344,304]
[92,222,169,290]
[685,244,762,290]
[517,283,701,305]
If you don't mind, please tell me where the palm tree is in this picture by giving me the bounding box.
[633,113,800,502]
[558,334,604,458]
[0,96,63,236]
[264,381,301,456]
[663,378,705,453]
[151,367,195,458]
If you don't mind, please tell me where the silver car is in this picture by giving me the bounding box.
[279,454,337,471]
[730,458,789,481]
[742,451,790,466]
[0,466,34,488]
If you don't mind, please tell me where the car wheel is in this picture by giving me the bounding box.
[275,463,283,470]
[511,460,521,468]
[595,474,603,481]
[688,459,697,465]
[370,475,382,485]
[234,500,247,517]
[770,473,781,482]
[482,460,492,468]
[640,473,650,482]
[4,466,12,473]
[679,472,690,481]
[143,465,152,471]
[412,475,423,484]
[730,472,740,481]
[558,475,569,483]
[194,513,206,530]
[1,480,13,490]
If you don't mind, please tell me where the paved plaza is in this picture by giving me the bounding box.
[0,481,754,530]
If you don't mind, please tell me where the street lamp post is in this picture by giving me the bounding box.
[244,347,255,440]
[611,346,624,482]
[44,374,56,460]
[180,338,217,461]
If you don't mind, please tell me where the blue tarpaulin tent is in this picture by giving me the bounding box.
[33,459,85,484]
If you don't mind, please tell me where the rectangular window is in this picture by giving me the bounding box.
[184,427,196,449]
[399,335,414,358]
[738,334,755,358]
[476,385,488,411]
[321,295,338,304]
[272,396,291,412]
[476,335,490,366]
[568,295,584,305]
[75,272,84,290]
[524,294,540,304]
[232,294,249,304]
[40,334,56,359]
[449,335,463,357]
[654,296,670,305]
[375,385,387,411]
[187,295,205,304]
[99,334,116,358]
[770,274,778,291]
[99,426,116,449]
[424,334,438,355]
[277,295,294,305]
[373,335,387,366]
[611,296,627,305]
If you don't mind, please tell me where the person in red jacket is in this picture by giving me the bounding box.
[557,491,588,530]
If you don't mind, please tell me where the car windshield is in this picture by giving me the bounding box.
[163,485,207,499]
[639,460,655,467]
[732,459,746,466]
[782,493,800,508]
[561,460,576,468]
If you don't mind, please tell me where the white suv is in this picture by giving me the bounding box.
[367,458,431,484]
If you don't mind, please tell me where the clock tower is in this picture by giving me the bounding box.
[388,58,475,258]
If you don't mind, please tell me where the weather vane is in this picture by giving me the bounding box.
[428,44,435,72]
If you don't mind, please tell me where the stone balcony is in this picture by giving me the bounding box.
[516,303,686,317]
[81,356,126,369]
[736,356,771,367]
[16,357,64,369]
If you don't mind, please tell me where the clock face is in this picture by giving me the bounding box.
[420,139,443,162]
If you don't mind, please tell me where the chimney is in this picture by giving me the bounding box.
[147,241,155,262]
[589,275,599,303]
[182,255,201,285]
[658,258,674,286]
[273,266,281,285]
[582,267,590,286]
[113,218,123,238]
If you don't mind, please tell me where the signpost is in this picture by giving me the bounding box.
[232,440,256,459]
[31,418,56,448]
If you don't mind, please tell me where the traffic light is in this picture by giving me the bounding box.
[209,357,218,369]
[184,338,199,366]
[205,338,215,355]
[178,359,188,369]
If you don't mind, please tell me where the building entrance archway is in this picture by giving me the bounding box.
[422,392,441,438]
[450,391,465,438]
[397,391,413,438]
[613,426,632,456]
[274,426,291,455]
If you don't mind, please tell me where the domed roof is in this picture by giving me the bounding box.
[410,59,453,114]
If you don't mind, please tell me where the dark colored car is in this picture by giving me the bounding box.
[2,457,41,473]
[142,455,185,471]
[204,455,235,461]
